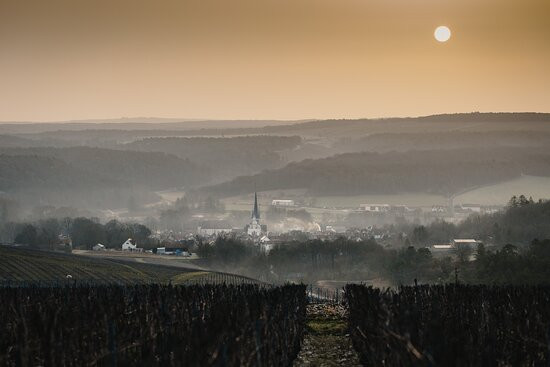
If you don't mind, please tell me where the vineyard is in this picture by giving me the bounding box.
[5,245,550,366]
[1,284,306,366]
[346,284,550,366]
[0,246,262,286]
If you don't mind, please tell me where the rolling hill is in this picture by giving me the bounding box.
[204,147,550,198]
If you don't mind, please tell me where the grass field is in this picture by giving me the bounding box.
[222,190,447,211]
[454,175,550,205]
[312,193,447,208]
[223,176,550,212]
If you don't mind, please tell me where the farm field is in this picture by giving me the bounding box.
[222,191,447,212]
[454,175,550,205]
[312,193,447,208]
[0,246,197,284]
[224,176,550,213]
[0,246,266,286]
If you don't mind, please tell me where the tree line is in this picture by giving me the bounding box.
[9,218,152,250]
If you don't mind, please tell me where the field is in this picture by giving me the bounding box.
[222,190,447,213]
[312,193,447,208]
[454,175,550,205]
[0,246,259,286]
[223,176,550,214]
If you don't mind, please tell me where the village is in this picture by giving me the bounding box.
[85,192,487,265]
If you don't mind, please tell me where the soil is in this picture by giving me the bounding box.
[294,303,361,366]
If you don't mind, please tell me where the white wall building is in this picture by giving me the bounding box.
[272,199,295,207]
[360,204,390,212]
[197,226,233,236]
[93,243,106,251]
[453,239,479,248]
[122,238,137,251]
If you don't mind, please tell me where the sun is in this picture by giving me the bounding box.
[434,26,451,43]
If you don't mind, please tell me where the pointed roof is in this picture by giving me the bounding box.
[252,192,260,220]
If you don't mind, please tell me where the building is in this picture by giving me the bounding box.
[246,192,265,236]
[197,221,233,236]
[453,239,479,248]
[360,204,390,212]
[121,238,138,251]
[92,243,106,251]
[431,244,454,253]
[272,199,295,207]
[460,204,482,213]
[259,235,273,253]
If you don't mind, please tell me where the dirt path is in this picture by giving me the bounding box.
[294,304,361,366]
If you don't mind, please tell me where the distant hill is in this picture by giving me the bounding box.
[0,147,210,208]
[0,135,53,148]
[122,136,301,182]
[335,131,550,153]
[0,155,116,191]
[0,118,305,134]
[9,113,550,145]
[0,146,207,189]
[255,113,550,138]
[204,147,550,197]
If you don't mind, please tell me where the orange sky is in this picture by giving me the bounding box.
[0,0,548,121]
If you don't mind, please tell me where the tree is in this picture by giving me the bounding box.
[130,223,152,245]
[104,220,130,248]
[456,244,473,263]
[411,226,429,245]
[14,224,38,246]
[69,217,105,249]
[37,218,61,249]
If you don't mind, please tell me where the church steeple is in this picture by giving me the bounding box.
[252,192,260,220]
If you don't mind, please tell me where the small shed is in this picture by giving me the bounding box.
[93,243,106,251]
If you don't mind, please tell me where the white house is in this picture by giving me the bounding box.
[197,221,233,236]
[93,243,106,251]
[360,204,390,213]
[460,204,482,213]
[122,238,137,251]
[272,199,295,207]
[259,235,273,253]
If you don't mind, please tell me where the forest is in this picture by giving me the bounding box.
[205,147,550,197]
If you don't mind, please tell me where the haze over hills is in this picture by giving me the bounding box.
[0,112,549,218]
[203,147,550,198]
[0,147,207,209]
[0,118,308,134]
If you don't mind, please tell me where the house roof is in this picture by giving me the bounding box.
[199,220,232,229]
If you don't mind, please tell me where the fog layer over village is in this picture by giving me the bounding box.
[2,113,550,285]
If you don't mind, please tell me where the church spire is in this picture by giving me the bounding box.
[252,192,260,220]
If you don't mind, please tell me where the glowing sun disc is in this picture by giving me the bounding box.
[434,26,451,42]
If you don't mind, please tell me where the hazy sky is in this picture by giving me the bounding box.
[0,0,548,121]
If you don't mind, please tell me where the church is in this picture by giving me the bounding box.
[245,192,267,236]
